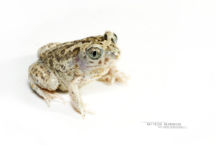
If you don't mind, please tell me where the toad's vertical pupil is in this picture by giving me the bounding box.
[93,51,97,57]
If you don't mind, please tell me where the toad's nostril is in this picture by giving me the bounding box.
[111,51,120,59]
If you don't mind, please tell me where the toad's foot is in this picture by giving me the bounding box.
[98,66,127,85]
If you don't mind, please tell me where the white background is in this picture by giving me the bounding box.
[0,0,219,146]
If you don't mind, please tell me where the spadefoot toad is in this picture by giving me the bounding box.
[28,31,126,117]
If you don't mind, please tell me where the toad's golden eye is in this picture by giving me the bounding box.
[86,47,103,60]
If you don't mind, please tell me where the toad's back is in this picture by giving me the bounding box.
[38,35,104,71]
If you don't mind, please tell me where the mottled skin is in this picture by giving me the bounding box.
[28,31,126,117]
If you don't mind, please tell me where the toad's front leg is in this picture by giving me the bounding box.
[98,65,127,85]
[69,77,86,117]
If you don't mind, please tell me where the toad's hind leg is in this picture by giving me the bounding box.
[28,62,63,105]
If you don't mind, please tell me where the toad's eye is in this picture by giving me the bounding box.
[86,47,103,60]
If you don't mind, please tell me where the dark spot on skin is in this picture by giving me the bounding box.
[60,65,65,70]
[111,38,114,43]
[98,37,103,41]
[104,34,107,40]
[81,40,90,44]
[73,47,80,57]
[104,58,109,64]
[55,55,61,62]
[100,37,105,41]
[89,61,94,64]
[56,69,61,73]
[39,72,43,78]
[61,44,74,50]
[67,72,72,76]
[105,77,109,82]
[49,59,53,67]
[65,50,72,58]
[41,76,45,80]
[98,60,102,64]
[47,52,53,57]
[74,64,79,68]
[35,73,38,77]
[65,47,79,59]
[61,49,65,54]
[110,44,116,48]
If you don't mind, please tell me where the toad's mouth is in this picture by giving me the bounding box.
[86,65,97,68]
[86,63,112,69]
